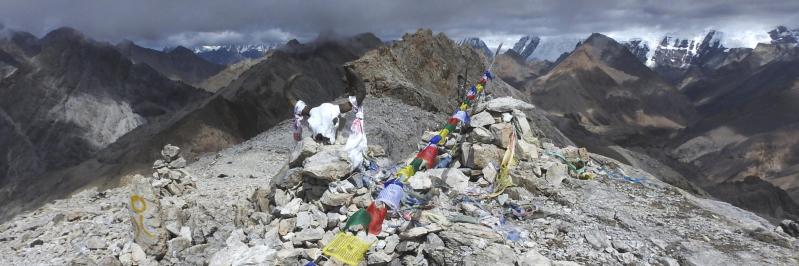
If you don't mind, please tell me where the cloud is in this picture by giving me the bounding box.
[0,0,797,48]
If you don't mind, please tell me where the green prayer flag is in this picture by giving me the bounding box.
[345,208,371,230]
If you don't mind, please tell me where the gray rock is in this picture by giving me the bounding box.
[518,249,551,266]
[384,234,400,254]
[584,231,611,250]
[168,157,187,169]
[295,211,312,230]
[292,227,325,245]
[462,143,503,169]
[98,255,122,266]
[319,190,354,207]
[396,241,420,253]
[463,243,518,265]
[167,237,191,256]
[129,175,168,257]
[279,198,303,217]
[400,227,430,240]
[130,243,147,264]
[485,97,535,112]
[302,149,352,181]
[427,168,469,193]
[278,218,296,236]
[152,159,166,169]
[470,111,496,128]
[86,237,107,250]
[489,123,514,148]
[409,172,432,190]
[515,140,539,161]
[290,137,320,167]
[512,110,536,142]
[612,239,633,253]
[368,251,393,265]
[469,126,495,143]
[161,144,181,161]
[658,256,680,266]
[425,233,444,249]
[482,164,497,183]
[274,168,304,189]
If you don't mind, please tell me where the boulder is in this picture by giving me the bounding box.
[468,127,494,143]
[515,140,539,161]
[485,97,535,112]
[302,149,351,181]
[409,172,433,190]
[161,144,181,162]
[168,157,187,169]
[319,190,354,207]
[489,123,514,148]
[290,137,320,167]
[128,175,168,257]
[427,168,469,193]
[511,110,536,142]
[462,143,504,169]
[470,111,495,128]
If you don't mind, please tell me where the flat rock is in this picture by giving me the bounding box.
[469,126,494,143]
[409,172,433,190]
[462,143,504,169]
[427,168,469,193]
[302,149,352,181]
[485,97,535,112]
[470,111,496,128]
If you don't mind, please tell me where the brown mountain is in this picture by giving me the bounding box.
[0,27,210,221]
[670,42,799,220]
[0,33,383,222]
[116,41,224,86]
[528,33,697,139]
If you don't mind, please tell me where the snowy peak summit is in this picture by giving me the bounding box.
[511,35,541,60]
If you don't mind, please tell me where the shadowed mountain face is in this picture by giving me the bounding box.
[0,27,211,221]
[530,33,697,139]
[116,41,224,86]
[0,32,383,222]
[670,42,799,220]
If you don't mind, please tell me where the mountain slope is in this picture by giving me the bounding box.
[0,27,211,221]
[532,33,696,136]
[117,41,224,86]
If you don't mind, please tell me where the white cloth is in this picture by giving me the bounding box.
[344,96,367,170]
[307,103,341,144]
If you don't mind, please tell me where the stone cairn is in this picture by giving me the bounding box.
[123,144,196,265]
[122,98,596,265]
[223,97,592,265]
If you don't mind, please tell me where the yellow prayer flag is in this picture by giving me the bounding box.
[398,165,416,182]
[476,84,484,93]
[322,232,372,266]
[438,128,449,138]
[460,103,468,111]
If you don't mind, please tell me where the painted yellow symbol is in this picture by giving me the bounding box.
[130,194,156,239]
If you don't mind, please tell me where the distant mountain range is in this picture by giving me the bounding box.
[182,43,282,65]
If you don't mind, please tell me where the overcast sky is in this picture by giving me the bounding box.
[1,0,797,49]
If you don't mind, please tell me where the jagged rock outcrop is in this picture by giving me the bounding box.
[650,30,725,84]
[459,37,493,60]
[621,38,650,64]
[117,41,225,86]
[769,26,799,45]
[511,35,541,61]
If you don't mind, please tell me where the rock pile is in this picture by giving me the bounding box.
[2,97,797,265]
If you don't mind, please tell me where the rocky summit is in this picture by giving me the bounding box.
[1,95,797,265]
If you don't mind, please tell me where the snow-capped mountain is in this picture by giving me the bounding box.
[769,26,799,44]
[528,36,584,62]
[620,38,651,64]
[459,37,493,59]
[510,35,540,60]
[649,30,724,69]
[186,43,281,65]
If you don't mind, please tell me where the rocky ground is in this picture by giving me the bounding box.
[1,96,798,266]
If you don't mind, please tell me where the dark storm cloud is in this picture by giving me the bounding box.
[0,0,797,48]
